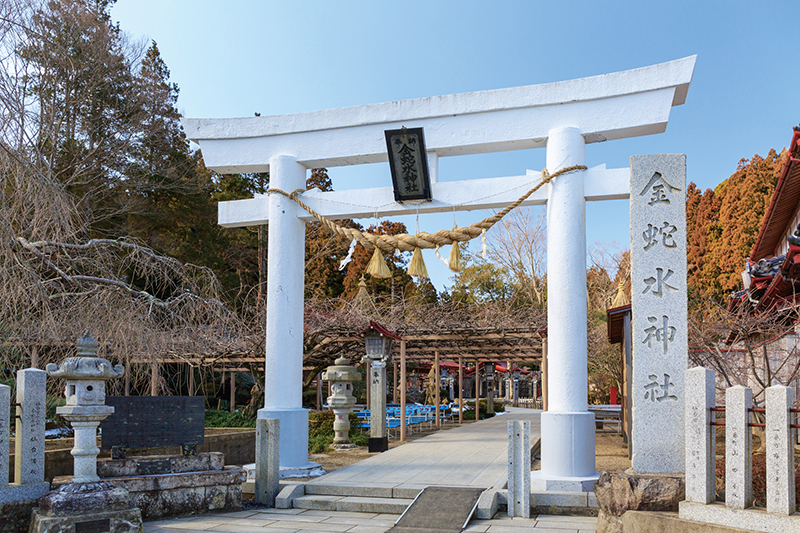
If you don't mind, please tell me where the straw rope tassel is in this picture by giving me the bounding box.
[366,247,391,278]
[408,247,429,278]
[448,241,463,272]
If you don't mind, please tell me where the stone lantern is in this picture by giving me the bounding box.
[46,331,124,483]
[321,356,360,449]
[359,321,400,453]
[31,332,139,533]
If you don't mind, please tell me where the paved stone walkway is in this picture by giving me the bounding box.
[145,508,598,533]
[308,408,542,490]
[144,409,598,531]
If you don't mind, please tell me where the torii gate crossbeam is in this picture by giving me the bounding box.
[183,56,695,485]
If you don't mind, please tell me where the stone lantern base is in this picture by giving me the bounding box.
[29,482,142,533]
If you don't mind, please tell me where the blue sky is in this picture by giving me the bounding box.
[113,0,800,291]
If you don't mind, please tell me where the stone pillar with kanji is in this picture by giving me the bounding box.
[629,155,687,474]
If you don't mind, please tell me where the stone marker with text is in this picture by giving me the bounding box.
[630,154,687,474]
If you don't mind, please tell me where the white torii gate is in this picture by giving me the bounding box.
[183,56,695,486]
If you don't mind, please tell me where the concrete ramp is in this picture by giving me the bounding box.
[389,486,484,533]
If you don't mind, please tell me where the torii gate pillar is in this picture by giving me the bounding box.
[530,127,598,491]
[260,155,317,473]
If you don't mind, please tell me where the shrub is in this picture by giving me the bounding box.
[308,410,366,453]
[204,409,256,428]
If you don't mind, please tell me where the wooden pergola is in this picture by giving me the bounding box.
[11,323,547,436]
[294,326,546,439]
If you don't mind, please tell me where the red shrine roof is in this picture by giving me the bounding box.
[357,320,402,340]
[729,127,800,313]
[751,129,800,261]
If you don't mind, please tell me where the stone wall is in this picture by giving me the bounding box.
[9,428,255,482]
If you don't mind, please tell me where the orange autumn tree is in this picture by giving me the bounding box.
[687,149,787,303]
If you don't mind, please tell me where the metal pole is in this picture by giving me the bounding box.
[400,339,407,441]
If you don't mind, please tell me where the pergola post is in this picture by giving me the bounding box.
[150,362,159,396]
[400,339,407,441]
[316,376,322,411]
[230,370,236,413]
[188,364,195,396]
[506,359,512,402]
[458,357,464,424]
[393,360,398,404]
[435,351,440,429]
[476,361,481,421]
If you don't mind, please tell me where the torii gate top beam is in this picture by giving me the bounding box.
[182,56,696,175]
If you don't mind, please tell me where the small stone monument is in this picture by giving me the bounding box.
[322,356,360,449]
[30,331,141,533]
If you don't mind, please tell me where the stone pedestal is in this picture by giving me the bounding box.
[594,470,685,533]
[29,482,142,533]
[58,407,114,483]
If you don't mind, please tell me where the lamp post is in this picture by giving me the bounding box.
[485,364,495,415]
[359,321,400,453]
[513,369,521,408]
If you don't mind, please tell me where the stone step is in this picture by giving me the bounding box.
[303,482,424,499]
[293,494,414,514]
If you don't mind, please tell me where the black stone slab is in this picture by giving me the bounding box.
[101,396,204,450]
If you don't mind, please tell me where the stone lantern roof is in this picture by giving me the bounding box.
[46,331,124,380]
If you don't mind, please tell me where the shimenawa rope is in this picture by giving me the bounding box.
[266,164,587,276]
